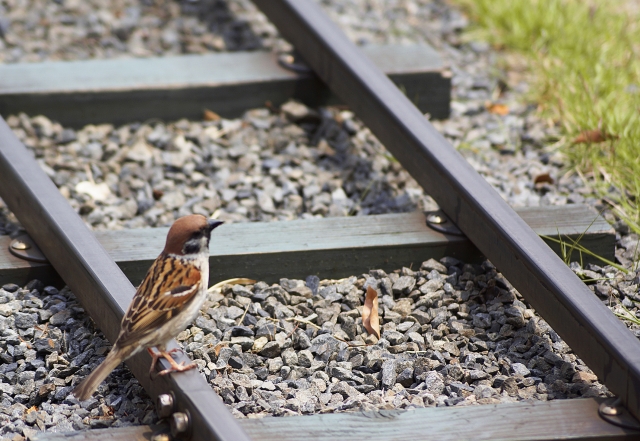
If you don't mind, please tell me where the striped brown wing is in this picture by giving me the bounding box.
[116,255,201,348]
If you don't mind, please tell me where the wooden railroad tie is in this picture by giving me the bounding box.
[32,397,639,441]
[0,44,450,127]
[0,204,614,287]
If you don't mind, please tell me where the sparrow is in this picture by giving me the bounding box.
[73,214,223,401]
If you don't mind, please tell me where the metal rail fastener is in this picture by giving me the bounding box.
[251,0,640,420]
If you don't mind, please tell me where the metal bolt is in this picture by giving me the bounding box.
[426,213,446,225]
[598,398,640,430]
[277,52,312,74]
[280,54,295,65]
[10,240,30,250]
[601,404,622,416]
[170,412,190,437]
[156,393,174,419]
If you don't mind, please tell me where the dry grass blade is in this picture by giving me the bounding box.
[286,315,367,347]
[237,302,251,325]
[362,286,380,339]
[207,278,256,293]
[287,314,321,330]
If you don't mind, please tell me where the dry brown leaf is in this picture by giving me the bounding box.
[203,109,221,121]
[213,342,228,357]
[572,129,616,144]
[486,102,509,115]
[362,286,380,339]
[533,172,554,185]
[152,188,163,200]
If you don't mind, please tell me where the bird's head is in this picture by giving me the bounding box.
[162,214,223,257]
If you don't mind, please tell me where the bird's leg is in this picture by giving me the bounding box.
[147,347,163,378]
[147,345,195,376]
[148,345,196,377]
[156,350,196,376]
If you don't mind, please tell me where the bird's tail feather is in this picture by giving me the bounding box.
[73,346,129,401]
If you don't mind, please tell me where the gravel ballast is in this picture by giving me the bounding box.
[0,281,157,439]
[0,255,621,438]
[186,260,614,419]
[1,0,639,439]
[0,0,277,63]
[3,105,432,230]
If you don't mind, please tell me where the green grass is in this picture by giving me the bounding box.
[543,234,628,273]
[615,302,640,326]
[453,0,640,233]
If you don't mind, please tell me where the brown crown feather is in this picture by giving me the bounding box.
[162,214,209,256]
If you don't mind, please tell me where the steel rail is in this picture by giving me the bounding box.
[0,118,251,441]
[251,0,640,419]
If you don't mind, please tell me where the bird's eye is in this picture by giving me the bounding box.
[183,240,200,255]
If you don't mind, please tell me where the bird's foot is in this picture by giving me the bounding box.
[148,347,196,378]
[157,360,197,376]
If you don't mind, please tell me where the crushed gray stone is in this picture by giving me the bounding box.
[0,0,278,64]
[2,105,433,230]
[0,281,157,441]
[181,258,612,419]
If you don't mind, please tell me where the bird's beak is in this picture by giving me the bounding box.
[207,219,224,231]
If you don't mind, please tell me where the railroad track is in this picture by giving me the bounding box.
[0,0,638,440]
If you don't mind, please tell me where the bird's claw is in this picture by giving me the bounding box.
[157,361,196,376]
[147,347,195,378]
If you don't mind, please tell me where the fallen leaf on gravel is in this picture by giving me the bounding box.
[213,342,228,357]
[533,173,554,184]
[572,129,617,144]
[486,102,509,115]
[362,286,380,339]
[203,109,221,121]
[152,188,164,200]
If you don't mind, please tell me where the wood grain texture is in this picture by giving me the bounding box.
[0,205,613,287]
[33,398,639,441]
[240,397,638,441]
[32,424,169,441]
[0,45,449,126]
